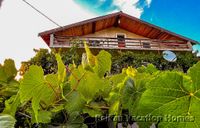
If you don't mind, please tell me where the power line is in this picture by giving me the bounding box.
[22,0,62,28]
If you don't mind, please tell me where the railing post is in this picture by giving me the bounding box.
[50,34,54,48]
[158,39,161,49]
[187,41,192,50]
[140,40,142,48]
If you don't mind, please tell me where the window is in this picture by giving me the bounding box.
[116,33,126,47]
[143,42,151,48]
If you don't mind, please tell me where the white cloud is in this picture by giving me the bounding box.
[112,0,153,18]
[0,0,96,69]
[146,0,152,8]
[112,0,143,18]
[0,0,153,69]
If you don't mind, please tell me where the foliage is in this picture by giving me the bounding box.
[0,44,200,128]
[20,46,198,77]
[0,114,16,128]
[111,51,198,73]
[0,59,19,113]
[19,46,80,75]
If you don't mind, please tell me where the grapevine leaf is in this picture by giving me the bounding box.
[0,65,7,82]
[97,79,111,98]
[78,71,105,102]
[137,64,158,74]
[3,59,17,80]
[82,53,93,71]
[109,100,120,116]
[83,101,105,117]
[65,124,88,128]
[19,65,56,122]
[70,66,107,102]
[3,93,20,117]
[51,104,64,113]
[83,108,102,117]
[187,62,200,93]
[0,80,19,97]
[84,42,96,67]
[124,73,152,115]
[107,92,120,105]
[0,59,17,82]
[66,111,88,128]
[31,111,52,123]
[94,50,111,78]
[55,54,66,83]
[0,114,16,128]
[109,72,127,88]
[45,74,60,95]
[126,67,137,78]
[65,91,85,113]
[137,71,200,128]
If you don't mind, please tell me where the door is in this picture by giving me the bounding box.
[117,34,125,47]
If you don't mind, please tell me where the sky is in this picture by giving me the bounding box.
[0,0,200,69]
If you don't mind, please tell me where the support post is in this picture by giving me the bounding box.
[50,34,54,48]
[187,41,192,50]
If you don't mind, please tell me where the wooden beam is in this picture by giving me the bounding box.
[114,15,120,27]
[187,41,192,50]
[50,34,54,47]
[92,22,96,33]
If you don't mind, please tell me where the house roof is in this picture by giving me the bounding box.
[39,11,198,46]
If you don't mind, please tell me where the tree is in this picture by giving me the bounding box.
[19,46,81,75]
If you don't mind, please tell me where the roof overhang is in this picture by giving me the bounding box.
[39,11,198,46]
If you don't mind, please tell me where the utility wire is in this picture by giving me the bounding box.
[22,0,62,28]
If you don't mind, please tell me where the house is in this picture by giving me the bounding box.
[39,11,198,52]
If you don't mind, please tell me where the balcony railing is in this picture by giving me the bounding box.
[50,35,192,51]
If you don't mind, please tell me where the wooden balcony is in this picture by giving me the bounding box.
[49,35,192,51]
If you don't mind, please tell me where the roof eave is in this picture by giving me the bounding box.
[38,11,199,44]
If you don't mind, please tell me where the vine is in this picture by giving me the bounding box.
[0,42,200,128]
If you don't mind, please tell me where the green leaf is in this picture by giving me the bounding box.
[70,66,107,102]
[65,111,88,128]
[65,91,85,113]
[51,104,64,113]
[3,93,20,117]
[83,108,102,117]
[19,65,56,122]
[31,111,52,123]
[0,114,16,128]
[0,59,17,82]
[137,71,200,128]
[83,101,105,117]
[84,42,96,67]
[109,100,120,116]
[94,50,111,78]
[187,62,200,93]
[0,65,7,82]
[137,64,158,74]
[81,53,93,71]
[126,67,137,78]
[45,74,60,94]
[122,78,137,110]
[0,80,19,97]
[65,124,88,128]
[3,59,17,80]
[78,71,106,102]
[109,72,126,88]
[55,54,66,83]
[125,73,152,115]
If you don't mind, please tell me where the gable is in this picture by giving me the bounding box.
[39,11,198,46]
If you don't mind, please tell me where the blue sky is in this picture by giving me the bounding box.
[75,0,200,42]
